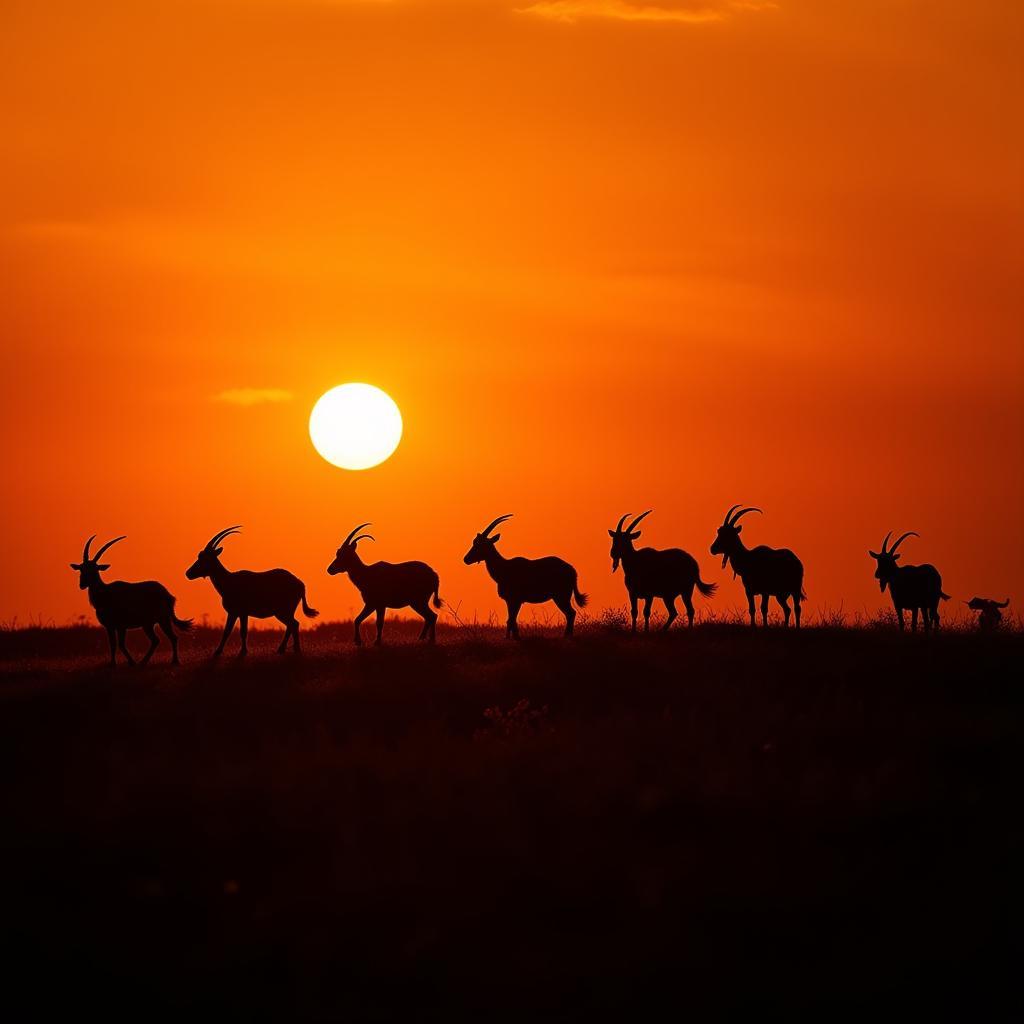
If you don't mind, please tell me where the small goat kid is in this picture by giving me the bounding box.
[71,535,192,666]
[710,505,805,627]
[966,597,1009,632]
[185,526,318,656]
[869,531,949,632]
[464,514,587,639]
[609,510,717,631]
[327,523,442,645]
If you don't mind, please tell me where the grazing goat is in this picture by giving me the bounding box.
[464,514,587,639]
[869,531,949,633]
[966,597,1009,632]
[185,526,318,656]
[609,510,717,631]
[71,535,192,666]
[327,523,442,646]
[710,505,805,627]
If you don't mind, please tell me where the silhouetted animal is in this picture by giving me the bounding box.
[710,505,805,627]
[965,597,1008,632]
[71,535,192,666]
[869,531,949,632]
[609,510,717,631]
[327,523,442,646]
[464,515,587,639]
[185,526,318,656]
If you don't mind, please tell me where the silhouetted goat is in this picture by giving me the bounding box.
[327,523,442,646]
[464,514,587,638]
[71,535,192,666]
[710,505,805,627]
[185,526,318,656]
[966,596,1009,632]
[609,510,717,631]
[869,531,949,632]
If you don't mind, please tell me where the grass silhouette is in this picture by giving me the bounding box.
[1,622,1021,1017]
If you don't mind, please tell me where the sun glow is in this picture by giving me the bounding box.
[309,383,403,471]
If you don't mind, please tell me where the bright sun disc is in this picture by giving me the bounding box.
[309,383,403,470]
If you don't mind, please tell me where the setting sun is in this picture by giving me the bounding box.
[1,2,1021,1015]
[309,383,403,471]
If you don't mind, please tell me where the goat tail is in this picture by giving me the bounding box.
[940,591,951,602]
[301,588,320,619]
[573,580,589,608]
[432,581,444,609]
[801,589,808,600]
[695,577,717,599]
[172,615,193,632]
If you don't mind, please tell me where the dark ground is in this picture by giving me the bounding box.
[1,620,1021,1020]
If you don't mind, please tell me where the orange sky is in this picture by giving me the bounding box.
[2,0,1021,626]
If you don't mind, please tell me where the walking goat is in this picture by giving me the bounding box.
[185,526,318,656]
[327,523,442,645]
[71,535,192,666]
[869,531,949,632]
[464,514,587,638]
[710,505,805,627]
[609,510,717,631]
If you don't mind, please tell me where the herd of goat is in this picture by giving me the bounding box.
[67,506,1009,666]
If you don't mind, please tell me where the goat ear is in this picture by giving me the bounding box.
[893,553,900,561]
[736,524,742,533]
[70,563,81,570]
[97,563,110,571]
[491,533,501,543]
[868,550,879,559]
[214,547,223,556]
[608,529,616,538]
[629,531,641,540]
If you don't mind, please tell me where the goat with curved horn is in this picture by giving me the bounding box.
[464,514,587,639]
[185,526,318,657]
[71,535,193,666]
[328,523,443,646]
[608,510,716,632]
[710,504,805,627]
[869,530,949,632]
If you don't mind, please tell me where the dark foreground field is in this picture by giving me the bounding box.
[2,621,1022,1020]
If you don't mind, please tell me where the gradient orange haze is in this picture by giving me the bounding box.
[1,0,1021,626]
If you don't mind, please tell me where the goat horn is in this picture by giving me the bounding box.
[880,531,893,554]
[352,533,376,545]
[343,523,372,547]
[206,525,242,550]
[731,507,762,525]
[92,535,126,561]
[481,514,513,538]
[889,531,919,554]
[82,535,97,562]
[627,509,653,533]
[723,504,742,526]
[614,513,631,534]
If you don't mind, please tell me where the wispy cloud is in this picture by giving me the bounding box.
[518,0,775,24]
[213,388,294,406]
